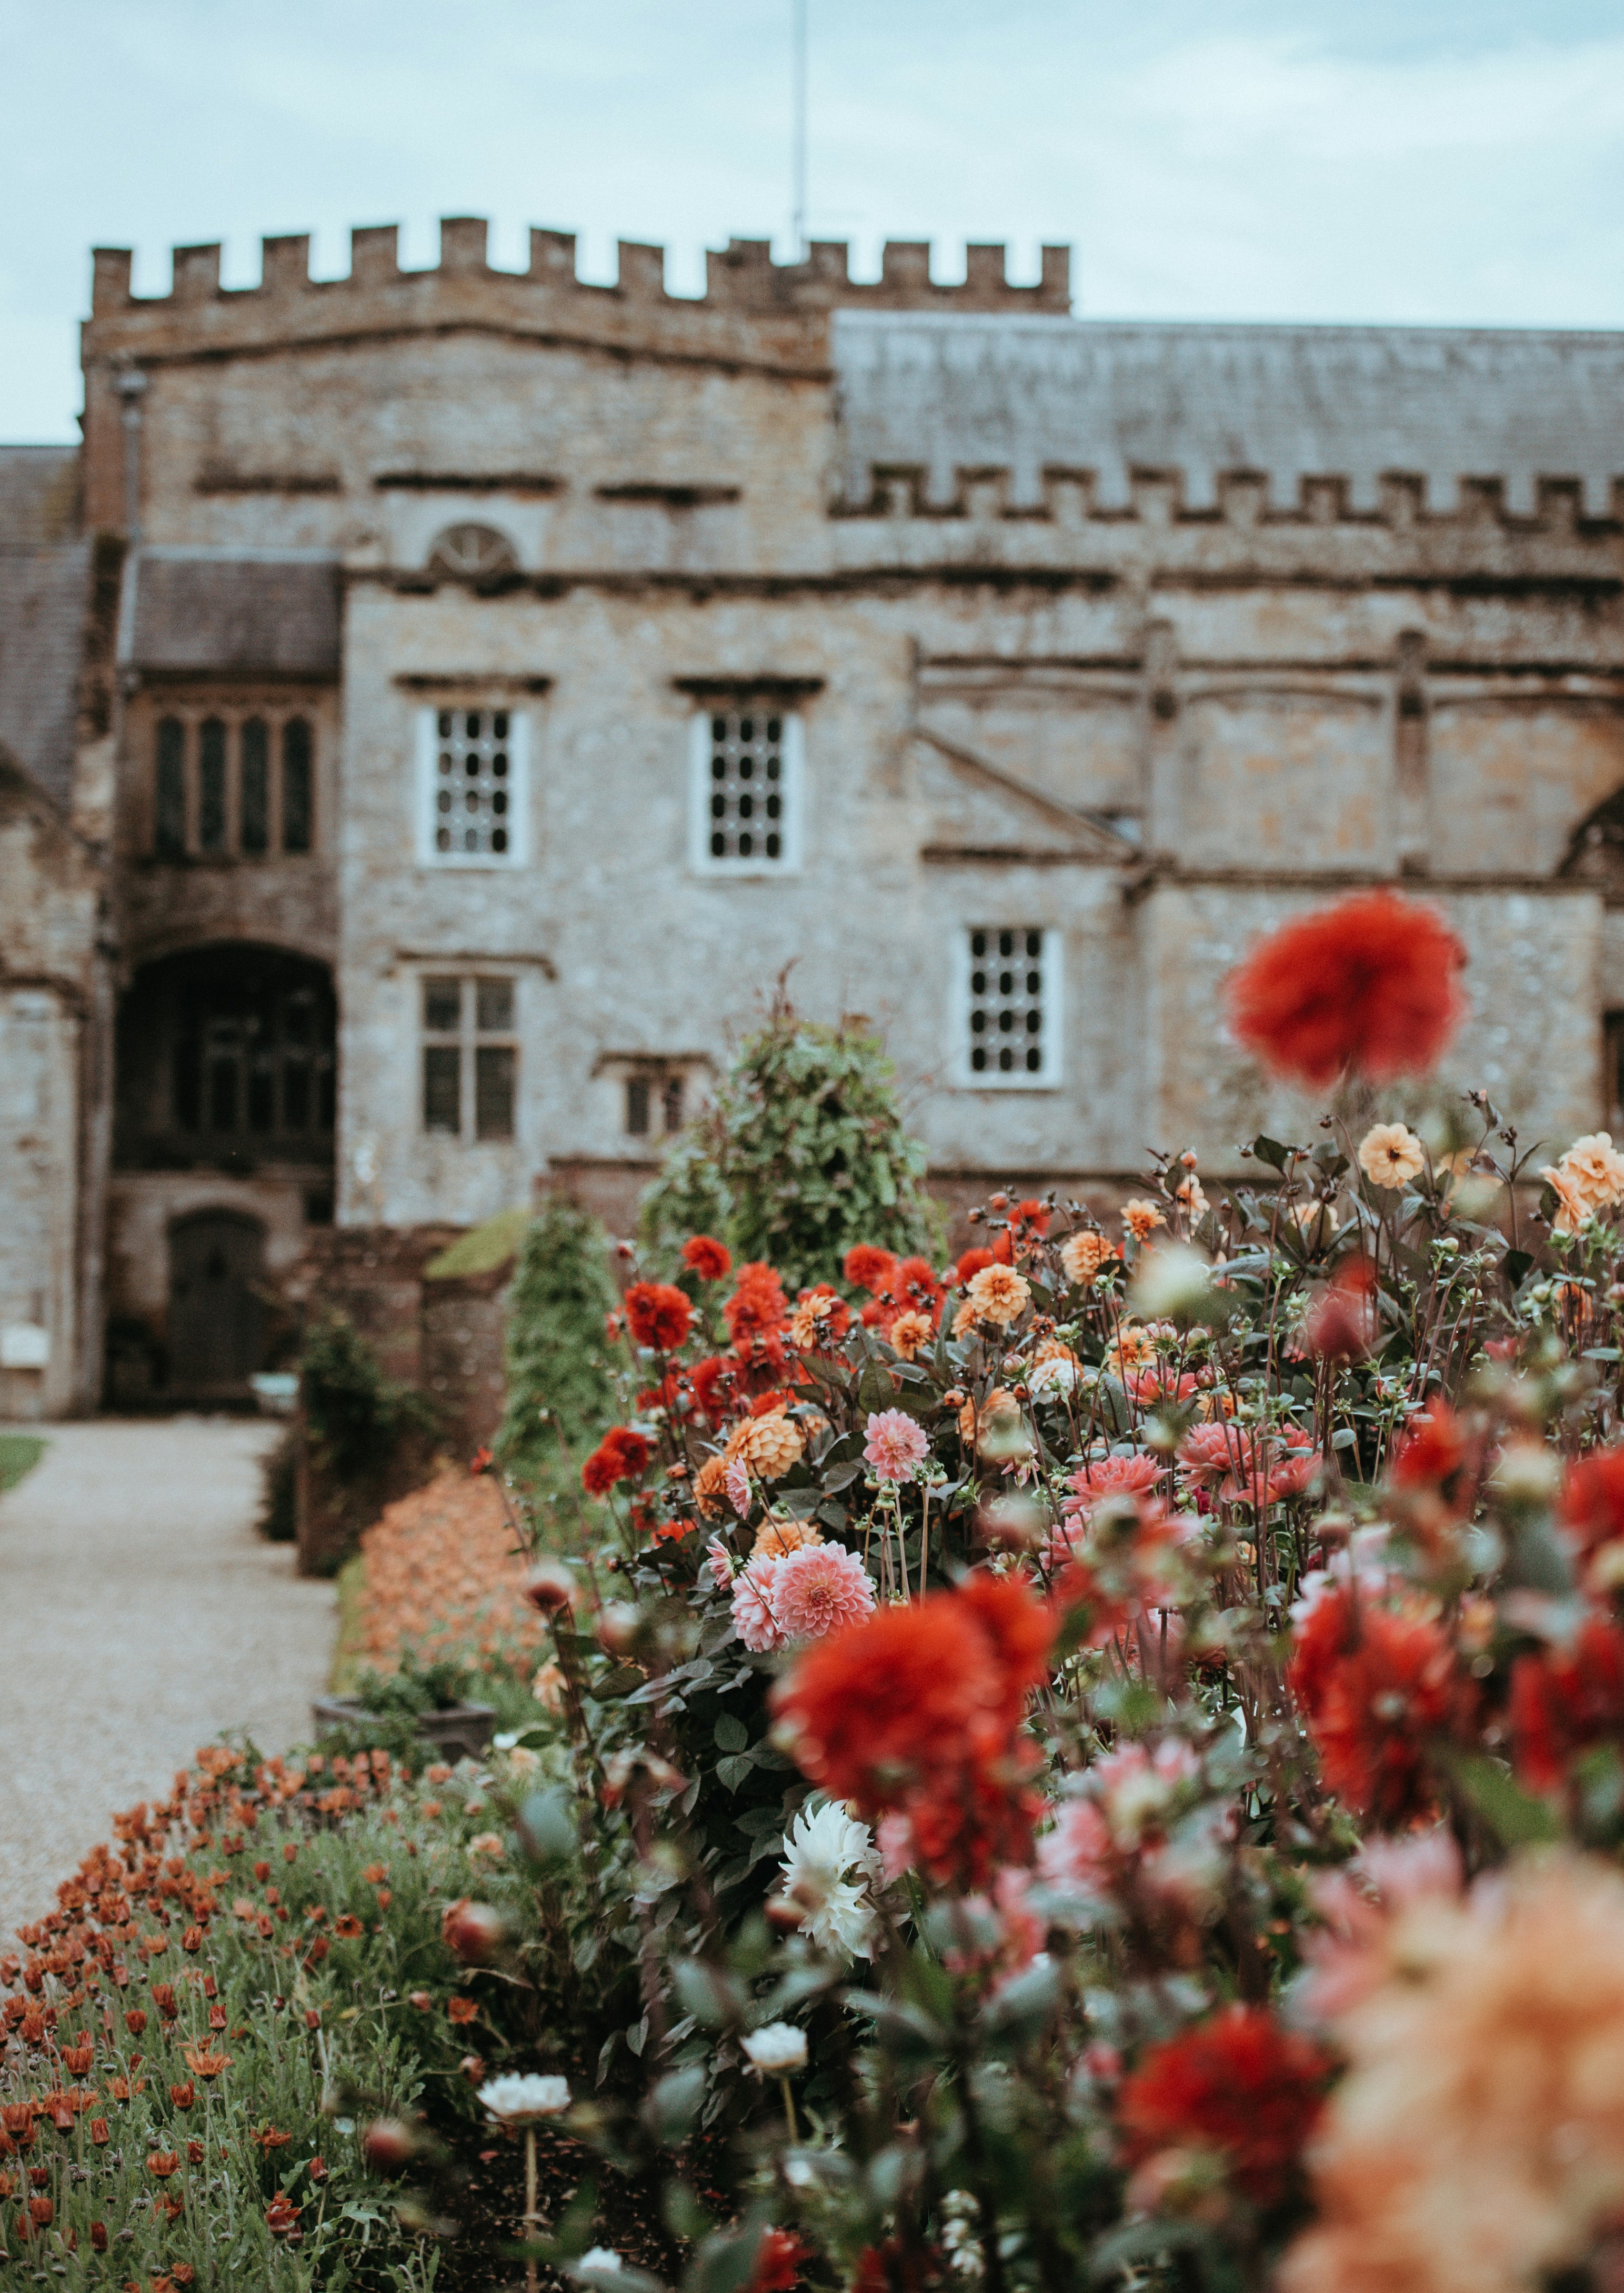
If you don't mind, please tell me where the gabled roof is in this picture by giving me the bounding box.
[833,312,1624,516]
[126,551,342,680]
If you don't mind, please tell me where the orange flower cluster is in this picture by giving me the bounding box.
[355,1468,549,1667]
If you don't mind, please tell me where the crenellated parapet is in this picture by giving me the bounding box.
[84,218,1070,367]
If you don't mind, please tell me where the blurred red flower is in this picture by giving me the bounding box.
[1289,1587,1466,1826]
[1224,890,1467,1088]
[1118,2005,1330,2206]
[1562,1447,1624,1561]
[1509,1615,1624,1794]
[681,1234,732,1281]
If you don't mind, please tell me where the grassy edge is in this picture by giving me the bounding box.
[0,1432,46,1498]
[328,1548,369,1692]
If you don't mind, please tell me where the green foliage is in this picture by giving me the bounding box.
[640,1003,936,1291]
[422,1203,532,1281]
[0,1431,45,1497]
[353,1652,478,1718]
[257,1423,299,1541]
[300,1311,437,1483]
[496,1193,618,1491]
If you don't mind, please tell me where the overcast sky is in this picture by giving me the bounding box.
[3,0,1622,442]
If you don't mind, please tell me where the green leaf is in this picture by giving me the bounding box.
[673,1959,747,2028]
[1503,1249,1535,1291]
[1449,1753,1560,1847]
[1251,1133,1292,1172]
[713,1713,749,1753]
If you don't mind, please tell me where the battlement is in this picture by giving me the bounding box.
[84,220,1070,370]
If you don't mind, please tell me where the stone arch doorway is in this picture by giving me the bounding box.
[167,1209,266,1398]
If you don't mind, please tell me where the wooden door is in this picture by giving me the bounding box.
[167,1211,265,1396]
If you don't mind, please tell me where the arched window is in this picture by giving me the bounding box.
[426,522,519,583]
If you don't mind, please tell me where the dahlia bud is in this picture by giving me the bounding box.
[977,1493,1045,1552]
[1491,1440,1562,1510]
[764,1894,803,1934]
[615,1240,635,1261]
[362,2118,419,2174]
[440,1899,507,1965]
[522,1561,577,1614]
[989,1193,1010,1212]
[1129,1243,1216,1325]
[596,1602,643,1658]
[1301,1279,1375,1363]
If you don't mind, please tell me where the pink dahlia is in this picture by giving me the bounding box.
[731,1554,785,1652]
[1064,1453,1166,1514]
[774,1542,876,1642]
[726,1455,753,1520]
[863,1409,930,1484]
[705,1534,737,1592]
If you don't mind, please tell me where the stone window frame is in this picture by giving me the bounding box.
[685,699,806,878]
[952,923,1063,1090]
[419,971,520,1143]
[145,699,319,861]
[413,702,532,870]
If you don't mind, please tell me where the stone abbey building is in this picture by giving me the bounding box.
[4,217,1624,1415]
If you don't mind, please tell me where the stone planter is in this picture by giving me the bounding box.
[310,1694,497,1764]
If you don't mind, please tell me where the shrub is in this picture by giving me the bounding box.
[256,1423,298,1542]
[496,1194,618,1496]
[299,1311,436,1484]
[640,998,937,1291]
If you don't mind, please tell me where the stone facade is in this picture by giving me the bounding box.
[4,217,1624,1410]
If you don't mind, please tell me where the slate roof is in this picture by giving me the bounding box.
[0,447,90,811]
[127,551,342,680]
[831,313,1624,517]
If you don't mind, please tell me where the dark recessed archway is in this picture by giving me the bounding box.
[115,942,336,1175]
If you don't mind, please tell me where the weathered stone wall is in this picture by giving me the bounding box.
[0,759,104,1417]
[55,216,1624,1400]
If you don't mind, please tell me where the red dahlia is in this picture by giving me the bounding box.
[724,1263,789,1345]
[1224,890,1467,1088]
[772,1574,1054,1884]
[581,1426,653,1497]
[1390,1397,1469,1495]
[1290,1593,1465,1826]
[1562,1446,1624,1561]
[953,1248,996,1287]
[843,1244,899,1295]
[1509,1614,1624,1793]
[624,1281,693,1352]
[748,2229,813,2293]
[1118,2005,1331,2207]
[681,1234,733,1281]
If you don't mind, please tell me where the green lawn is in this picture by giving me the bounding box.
[0,1433,46,1496]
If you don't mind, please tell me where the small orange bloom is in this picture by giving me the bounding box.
[147,2150,181,2178]
[169,2081,195,2110]
[447,1996,479,2026]
[182,2043,232,2079]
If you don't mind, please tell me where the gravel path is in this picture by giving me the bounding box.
[0,1418,335,1943]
